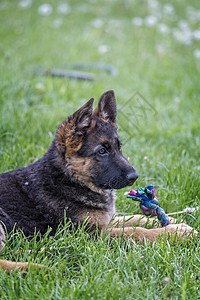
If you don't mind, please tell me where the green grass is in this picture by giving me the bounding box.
[0,0,200,298]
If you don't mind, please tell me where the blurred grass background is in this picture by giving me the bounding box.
[0,0,200,298]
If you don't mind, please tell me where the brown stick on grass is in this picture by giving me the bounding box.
[35,69,96,80]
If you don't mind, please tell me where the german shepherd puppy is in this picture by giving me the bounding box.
[0,90,197,273]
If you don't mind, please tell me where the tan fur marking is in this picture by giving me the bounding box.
[66,156,91,182]
[66,156,107,194]
[57,119,83,155]
[93,107,99,117]
[90,118,97,129]
[75,208,116,231]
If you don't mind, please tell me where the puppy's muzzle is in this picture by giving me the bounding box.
[126,171,139,186]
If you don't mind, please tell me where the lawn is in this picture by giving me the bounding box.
[0,0,200,298]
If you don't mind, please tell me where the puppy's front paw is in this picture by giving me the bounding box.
[165,223,198,239]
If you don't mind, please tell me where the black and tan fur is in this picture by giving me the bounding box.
[0,90,197,273]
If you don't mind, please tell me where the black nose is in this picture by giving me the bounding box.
[126,171,139,185]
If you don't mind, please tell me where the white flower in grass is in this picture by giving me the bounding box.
[187,7,200,22]
[183,207,199,213]
[144,156,148,160]
[193,30,200,41]
[18,0,32,9]
[76,4,89,13]
[52,18,63,28]
[147,0,161,18]
[147,0,159,10]
[144,15,158,27]
[174,97,180,103]
[194,49,200,59]
[158,23,170,34]
[57,3,70,14]
[178,20,189,30]
[35,82,45,92]
[156,44,165,55]
[172,28,192,45]
[98,45,110,54]
[124,192,129,196]
[132,17,143,27]
[92,19,104,28]
[163,4,174,14]
[109,19,122,28]
[38,4,52,16]
[162,277,171,287]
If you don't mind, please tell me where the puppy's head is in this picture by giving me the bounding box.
[56,90,138,192]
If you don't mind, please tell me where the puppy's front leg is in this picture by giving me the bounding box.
[0,224,51,274]
[112,215,179,229]
[108,223,198,243]
[112,215,154,228]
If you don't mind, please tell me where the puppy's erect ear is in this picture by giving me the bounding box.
[56,98,94,155]
[93,90,117,127]
[72,97,94,133]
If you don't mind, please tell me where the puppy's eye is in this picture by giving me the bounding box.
[98,148,106,155]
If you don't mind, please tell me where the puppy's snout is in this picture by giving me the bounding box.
[126,171,138,185]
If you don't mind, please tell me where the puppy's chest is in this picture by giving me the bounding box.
[47,190,116,230]
[73,206,116,230]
